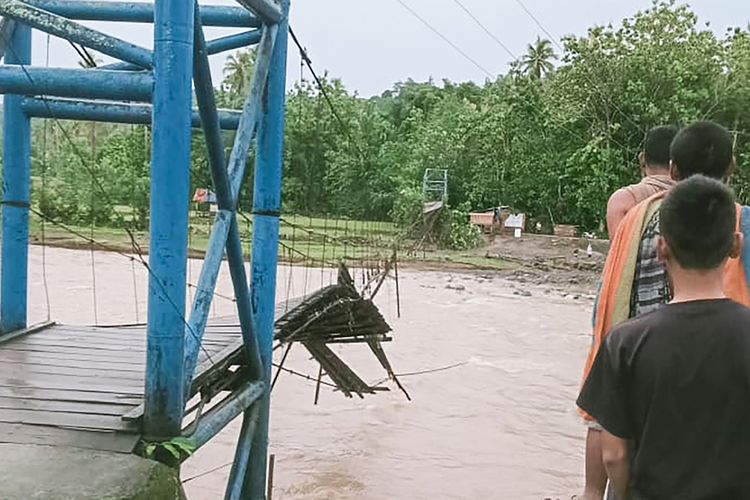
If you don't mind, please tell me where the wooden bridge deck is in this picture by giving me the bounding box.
[0,320,246,453]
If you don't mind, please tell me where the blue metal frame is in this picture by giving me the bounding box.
[0,0,289,494]
[21,97,242,129]
[0,23,31,334]
[143,0,195,440]
[100,29,262,71]
[0,0,153,68]
[0,67,153,101]
[245,1,289,495]
[24,0,259,27]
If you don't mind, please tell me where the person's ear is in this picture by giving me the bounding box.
[638,152,646,177]
[729,231,743,260]
[657,236,671,265]
[669,160,680,181]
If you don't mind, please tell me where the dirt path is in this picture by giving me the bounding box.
[471,233,607,297]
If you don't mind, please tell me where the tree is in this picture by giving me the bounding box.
[520,37,557,79]
[220,48,257,108]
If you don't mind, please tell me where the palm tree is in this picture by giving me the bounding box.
[520,37,557,79]
[222,49,257,107]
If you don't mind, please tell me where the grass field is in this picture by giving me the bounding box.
[26,211,513,271]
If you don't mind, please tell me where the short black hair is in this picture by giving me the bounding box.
[643,125,678,167]
[671,121,734,180]
[660,175,736,270]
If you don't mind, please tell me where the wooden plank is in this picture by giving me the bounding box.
[0,362,144,381]
[28,332,148,346]
[0,422,139,453]
[0,396,134,416]
[0,321,56,345]
[0,350,146,369]
[0,408,138,432]
[0,372,143,393]
[0,386,141,405]
[4,341,232,360]
[8,339,147,353]
[0,358,144,374]
[1,345,146,361]
[47,326,143,337]
[0,378,142,397]
[126,338,245,422]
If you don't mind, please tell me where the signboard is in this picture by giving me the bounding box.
[192,188,217,204]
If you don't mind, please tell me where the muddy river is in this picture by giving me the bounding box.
[22,245,592,499]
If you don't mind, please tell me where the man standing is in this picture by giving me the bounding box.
[579,175,750,499]
[580,121,750,499]
[606,125,677,238]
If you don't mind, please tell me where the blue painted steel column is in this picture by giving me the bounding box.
[0,23,31,334]
[245,1,290,497]
[144,0,194,439]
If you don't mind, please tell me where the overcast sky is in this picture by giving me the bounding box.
[27,0,750,98]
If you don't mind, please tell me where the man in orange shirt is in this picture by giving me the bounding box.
[606,125,677,238]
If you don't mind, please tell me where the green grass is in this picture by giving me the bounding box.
[27,212,514,271]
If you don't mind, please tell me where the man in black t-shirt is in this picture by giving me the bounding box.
[578,175,750,500]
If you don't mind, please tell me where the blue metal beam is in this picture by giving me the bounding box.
[183,24,277,376]
[0,0,153,68]
[225,216,264,378]
[99,30,263,72]
[143,0,194,440]
[185,381,264,449]
[21,97,242,129]
[236,0,282,24]
[228,25,277,197]
[0,67,153,101]
[207,30,263,56]
[192,10,232,210]
[184,209,233,388]
[224,404,261,500]
[183,13,265,395]
[0,23,31,335]
[245,0,290,496]
[24,0,259,27]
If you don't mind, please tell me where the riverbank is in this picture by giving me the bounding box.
[29,217,606,297]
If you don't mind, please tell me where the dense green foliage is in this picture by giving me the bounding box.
[21,1,750,237]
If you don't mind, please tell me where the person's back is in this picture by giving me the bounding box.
[596,300,750,499]
[579,175,750,499]
[630,122,739,317]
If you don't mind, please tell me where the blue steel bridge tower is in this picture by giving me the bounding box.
[0,0,289,497]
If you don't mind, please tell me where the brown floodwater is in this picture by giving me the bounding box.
[22,245,592,499]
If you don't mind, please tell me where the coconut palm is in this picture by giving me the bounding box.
[520,37,557,79]
[222,49,257,107]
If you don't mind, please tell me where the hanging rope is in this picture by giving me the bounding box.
[187,205,194,306]
[284,220,296,312]
[89,122,100,326]
[39,34,52,322]
[129,125,141,324]
[320,215,328,287]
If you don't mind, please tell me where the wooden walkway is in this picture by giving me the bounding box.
[0,280,396,455]
[0,320,246,453]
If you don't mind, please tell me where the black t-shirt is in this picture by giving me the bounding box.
[578,299,750,500]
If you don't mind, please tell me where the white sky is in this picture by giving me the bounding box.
[27,0,750,98]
